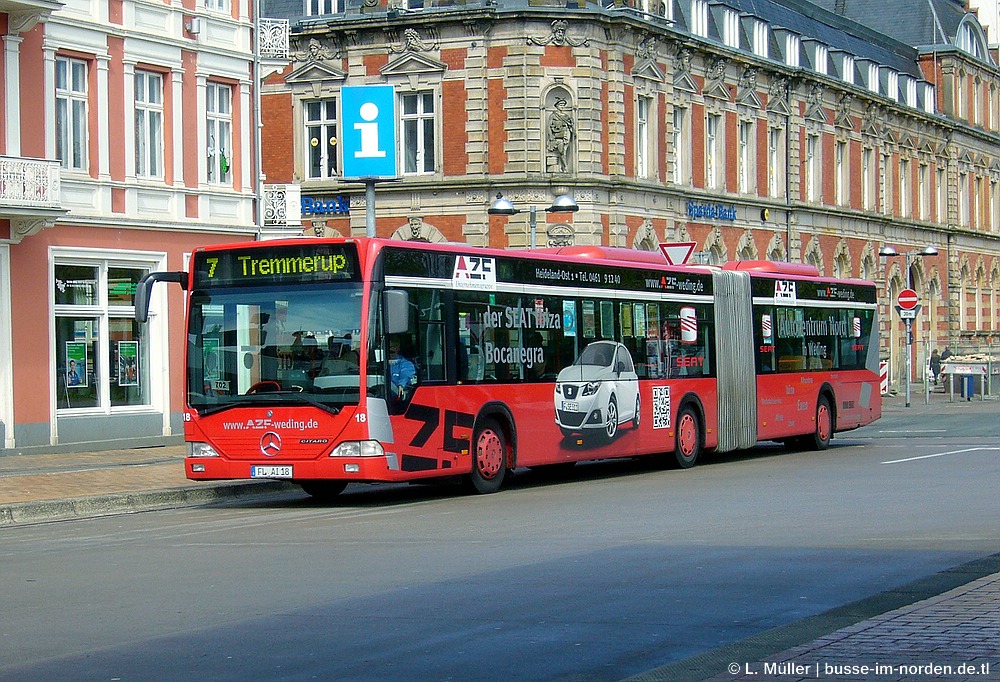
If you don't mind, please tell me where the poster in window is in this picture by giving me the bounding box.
[600,300,614,339]
[118,341,139,387]
[646,304,660,340]
[65,341,88,388]
[621,303,633,337]
[634,303,646,338]
[562,300,577,337]
[203,338,221,381]
[582,300,596,338]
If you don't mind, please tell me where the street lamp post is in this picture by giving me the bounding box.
[488,193,579,248]
[879,244,938,407]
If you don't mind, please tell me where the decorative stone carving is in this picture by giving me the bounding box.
[528,19,588,47]
[292,38,338,63]
[390,27,437,54]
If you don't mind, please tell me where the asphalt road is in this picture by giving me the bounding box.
[2,405,998,682]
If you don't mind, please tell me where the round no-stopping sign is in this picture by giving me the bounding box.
[897,288,918,310]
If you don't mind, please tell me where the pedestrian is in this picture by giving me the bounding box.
[940,345,952,361]
[929,348,941,385]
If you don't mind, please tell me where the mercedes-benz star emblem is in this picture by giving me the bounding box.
[260,431,282,457]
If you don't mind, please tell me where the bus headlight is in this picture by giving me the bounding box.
[331,440,385,458]
[188,442,220,458]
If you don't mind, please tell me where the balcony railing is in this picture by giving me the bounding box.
[0,156,61,210]
[259,18,289,60]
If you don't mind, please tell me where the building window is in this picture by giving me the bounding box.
[55,56,89,171]
[991,179,999,232]
[975,176,983,229]
[862,147,874,210]
[305,99,338,179]
[841,55,854,85]
[401,91,435,175]
[205,0,230,10]
[206,82,232,185]
[835,140,847,206]
[768,127,783,198]
[307,0,340,14]
[54,259,156,411]
[919,164,929,220]
[134,71,164,180]
[722,9,739,48]
[959,172,969,226]
[690,0,708,38]
[785,35,800,68]
[705,113,721,190]
[753,21,769,58]
[672,107,686,185]
[899,158,910,217]
[636,96,652,178]
[936,167,946,224]
[880,153,891,215]
[738,120,752,194]
[813,44,828,75]
[805,134,819,202]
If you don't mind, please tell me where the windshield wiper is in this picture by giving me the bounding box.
[195,391,342,417]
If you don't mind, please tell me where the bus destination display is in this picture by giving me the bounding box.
[193,245,358,287]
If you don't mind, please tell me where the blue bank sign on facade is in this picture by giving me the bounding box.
[341,85,398,180]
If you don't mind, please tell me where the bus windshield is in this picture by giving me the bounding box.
[186,282,364,414]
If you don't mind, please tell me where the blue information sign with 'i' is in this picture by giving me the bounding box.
[341,85,398,180]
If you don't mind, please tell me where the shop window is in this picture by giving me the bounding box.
[54,260,153,411]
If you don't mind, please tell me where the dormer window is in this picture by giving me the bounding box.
[957,22,985,60]
[813,44,827,75]
[722,8,739,48]
[753,19,769,58]
[867,62,879,94]
[883,68,899,102]
[691,0,708,38]
[841,54,854,85]
[785,34,800,67]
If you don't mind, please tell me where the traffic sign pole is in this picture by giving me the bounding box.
[895,291,921,408]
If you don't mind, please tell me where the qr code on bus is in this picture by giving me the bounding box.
[652,386,671,430]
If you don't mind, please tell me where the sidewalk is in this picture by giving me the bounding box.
[0,444,291,525]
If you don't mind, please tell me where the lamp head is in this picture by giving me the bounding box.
[547,194,579,213]
[487,193,518,216]
[879,245,898,257]
[918,245,938,257]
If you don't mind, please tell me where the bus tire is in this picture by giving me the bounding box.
[299,480,348,501]
[672,405,701,469]
[604,395,619,442]
[806,395,833,451]
[468,417,507,494]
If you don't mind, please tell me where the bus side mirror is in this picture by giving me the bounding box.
[384,289,410,335]
[135,271,187,323]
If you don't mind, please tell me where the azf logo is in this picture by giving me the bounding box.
[452,255,497,291]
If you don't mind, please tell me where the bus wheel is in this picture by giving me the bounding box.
[673,406,701,468]
[299,481,348,501]
[604,396,619,442]
[807,395,833,451]
[468,418,507,494]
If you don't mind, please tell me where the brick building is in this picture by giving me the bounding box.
[257,0,1000,396]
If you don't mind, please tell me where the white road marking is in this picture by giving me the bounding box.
[882,447,1000,464]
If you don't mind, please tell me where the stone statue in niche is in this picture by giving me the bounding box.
[546,98,575,174]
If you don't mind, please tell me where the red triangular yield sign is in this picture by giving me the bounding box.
[659,242,697,265]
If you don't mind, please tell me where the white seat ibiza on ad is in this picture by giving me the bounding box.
[554,340,640,442]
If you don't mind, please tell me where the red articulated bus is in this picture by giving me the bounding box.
[136,238,881,499]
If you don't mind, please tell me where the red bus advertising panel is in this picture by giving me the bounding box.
[136,238,881,498]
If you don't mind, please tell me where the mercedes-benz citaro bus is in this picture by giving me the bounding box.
[135,237,881,499]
